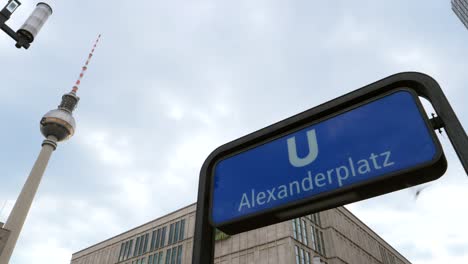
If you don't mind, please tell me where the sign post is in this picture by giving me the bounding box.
[192,72,468,264]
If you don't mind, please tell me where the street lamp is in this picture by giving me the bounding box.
[0,1,52,49]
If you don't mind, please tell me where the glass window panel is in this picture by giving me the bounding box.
[171,247,177,264]
[316,228,322,253]
[306,252,311,264]
[176,245,182,264]
[141,257,146,264]
[319,231,326,255]
[153,252,159,264]
[158,251,164,264]
[150,231,156,251]
[168,224,174,245]
[127,240,134,259]
[165,248,171,264]
[122,241,130,260]
[292,220,297,239]
[310,227,316,251]
[295,246,300,264]
[143,233,149,253]
[300,248,305,264]
[118,243,125,261]
[139,235,144,255]
[124,240,133,259]
[296,219,302,242]
[155,229,161,249]
[134,237,141,257]
[179,219,185,241]
[161,227,167,247]
[149,255,153,264]
[174,221,180,243]
[302,220,308,246]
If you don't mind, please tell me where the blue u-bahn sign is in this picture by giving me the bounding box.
[211,89,442,226]
[209,89,447,234]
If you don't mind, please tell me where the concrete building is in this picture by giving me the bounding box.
[452,0,468,29]
[70,204,411,264]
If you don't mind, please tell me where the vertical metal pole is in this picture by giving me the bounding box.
[192,169,215,264]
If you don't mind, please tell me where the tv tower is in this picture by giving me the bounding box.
[0,34,101,263]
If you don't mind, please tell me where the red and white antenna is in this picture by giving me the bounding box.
[71,34,101,94]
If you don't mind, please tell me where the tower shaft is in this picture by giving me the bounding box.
[0,136,57,263]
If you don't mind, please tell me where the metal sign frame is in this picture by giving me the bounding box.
[192,72,468,264]
[209,88,446,233]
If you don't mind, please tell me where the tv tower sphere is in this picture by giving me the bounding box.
[40,92,79,141]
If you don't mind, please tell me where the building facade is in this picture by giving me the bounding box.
[70,204,411,264]
[452,0,468,29]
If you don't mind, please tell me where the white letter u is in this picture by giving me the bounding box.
[287,129,319,167]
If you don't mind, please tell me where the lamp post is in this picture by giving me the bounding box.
[0,1,52,49]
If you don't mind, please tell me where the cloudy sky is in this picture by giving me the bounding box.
[0,0,467,263]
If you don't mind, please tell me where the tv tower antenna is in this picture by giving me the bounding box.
[0,34,102,262]
[72,34,101,94]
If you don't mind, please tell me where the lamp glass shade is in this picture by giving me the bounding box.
[18,3,52,42]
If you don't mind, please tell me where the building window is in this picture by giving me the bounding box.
[292,220,298,240]
[161,226,167,247]
[301,219,308,246]
[138,235,144,255]
[300,248,305,264]
[134,237,141,257]
[158,251,164,264]
[171,246,177,264]
[318,230,326,256]
[163,246,182,264]
[168,219,185,245]
[310,226,316,251]
[125,241,131,260]
[150,230,156,251]
[168,223,174,245]
[127,240,133,259]
[165,248,172,264]
[305,252,311,264]
[295,246,300,264]
[296,219,303,243]
[148,251,163,264]
[173,221,179,245]
[143,233,149,253]
[310,213,322,226]
[179,219,185,241]
[118,243,125,261]
[155,229,161,249]
[176,245,183,264]
[311,227,325,255]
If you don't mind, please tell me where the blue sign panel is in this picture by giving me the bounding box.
[211,90,439,225]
